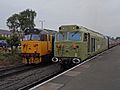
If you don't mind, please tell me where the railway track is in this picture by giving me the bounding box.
[19,67,63,90]
[19,65,75,90]
[0,64,23,71]
[0,64,39,79]
[0,63,62,90]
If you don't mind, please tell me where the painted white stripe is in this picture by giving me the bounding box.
[29,50,107,90]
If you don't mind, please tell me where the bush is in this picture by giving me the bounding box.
[0,53,22,65]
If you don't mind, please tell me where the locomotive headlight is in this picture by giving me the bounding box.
[34,44,38,47]
[72,44,79,49]
[23,44,27,48]
[62,44,64,48]
[56,44,61,48]
[72,43,77,49]
[23,44,26,47]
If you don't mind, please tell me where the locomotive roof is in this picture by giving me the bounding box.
[80,26,105,38]
[24,28,57,35]
[59,25,106,38]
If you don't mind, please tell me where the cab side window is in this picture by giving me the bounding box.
[84,33,87,41]
[41,34,47,41]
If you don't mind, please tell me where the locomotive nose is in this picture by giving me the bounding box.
[52,57,59,62]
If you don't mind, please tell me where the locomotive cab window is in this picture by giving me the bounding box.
[23,35,31,40]
[40,34,47,41]
[68,31,81,41]
[84,33,88,41]
[31,34,40,40]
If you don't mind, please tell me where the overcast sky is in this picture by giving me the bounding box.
[0,0,120,37]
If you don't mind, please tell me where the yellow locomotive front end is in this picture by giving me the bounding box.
[21,28,54,64]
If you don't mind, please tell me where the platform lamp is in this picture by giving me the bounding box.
[39,20,45,30]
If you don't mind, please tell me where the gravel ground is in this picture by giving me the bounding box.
[0,63,61,90]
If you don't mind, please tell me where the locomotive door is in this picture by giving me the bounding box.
[91,38,96,52]
[88,33,90,52]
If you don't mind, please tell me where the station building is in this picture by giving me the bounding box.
[0,29,11,38]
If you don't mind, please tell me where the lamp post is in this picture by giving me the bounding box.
[39,20,45,30]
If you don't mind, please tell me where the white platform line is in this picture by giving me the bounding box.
[29,50,107,90]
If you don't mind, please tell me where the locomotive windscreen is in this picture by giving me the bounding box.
[56,32,67,41]
[24,28,41,35]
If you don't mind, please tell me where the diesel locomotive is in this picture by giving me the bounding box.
[21,28,56,64]
[52,25,115,66]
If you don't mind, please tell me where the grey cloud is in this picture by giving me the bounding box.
[0,0,120,37]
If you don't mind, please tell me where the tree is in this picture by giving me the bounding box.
[18,9,37,32]
[6,33,20,53]
[0,36,7,40]
[6,14,20,33]
[6,9,37,32]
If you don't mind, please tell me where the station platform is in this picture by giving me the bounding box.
[31,46,120,90]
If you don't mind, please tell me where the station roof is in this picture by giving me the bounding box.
[0,29,11,35]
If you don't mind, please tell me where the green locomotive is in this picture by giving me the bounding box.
[52,25,108,66]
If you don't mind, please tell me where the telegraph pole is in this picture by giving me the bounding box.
[39,20,45,29]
